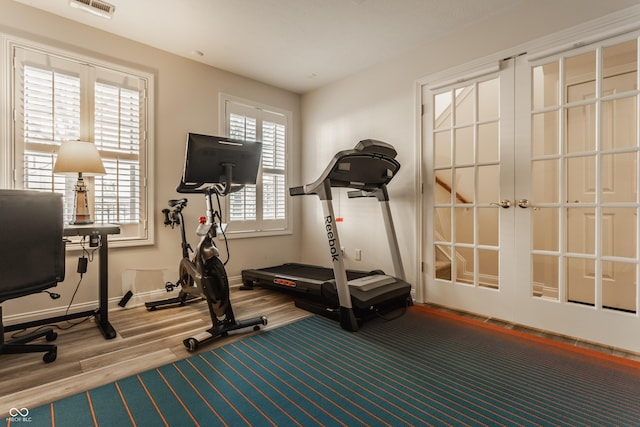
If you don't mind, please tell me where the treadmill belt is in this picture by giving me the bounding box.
[256,263,373,281]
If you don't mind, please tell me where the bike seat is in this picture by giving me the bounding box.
[168,198,188,208]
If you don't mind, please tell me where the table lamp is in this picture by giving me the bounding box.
[53,140,106,225]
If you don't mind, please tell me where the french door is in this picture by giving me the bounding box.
[423,60,516,321]
[423,33,640,353]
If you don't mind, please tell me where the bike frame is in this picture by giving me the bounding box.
[150,185,266,351]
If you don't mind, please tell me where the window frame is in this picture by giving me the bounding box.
[219,93,292,238]
[1,35,155,247]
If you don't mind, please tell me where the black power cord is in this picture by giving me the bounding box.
[10,237,97,339]
[214,191,231,266]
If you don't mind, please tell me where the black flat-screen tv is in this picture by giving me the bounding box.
[179,133,262,192]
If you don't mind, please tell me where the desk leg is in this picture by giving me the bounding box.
[96,232,117,339]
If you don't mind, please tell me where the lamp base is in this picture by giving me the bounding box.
[69,219,95,225]
[73,175,94,225]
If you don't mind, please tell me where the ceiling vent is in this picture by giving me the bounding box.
[69,0,116,19]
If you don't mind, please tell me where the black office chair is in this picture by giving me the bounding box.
[0,190,66,363]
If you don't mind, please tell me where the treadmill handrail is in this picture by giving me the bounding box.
[289,139,400,197]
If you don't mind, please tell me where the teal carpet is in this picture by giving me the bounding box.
[12,306,640,426]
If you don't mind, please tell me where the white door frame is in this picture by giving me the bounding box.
[415,6,640,353]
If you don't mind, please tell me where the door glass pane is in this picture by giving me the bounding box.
[434,170,452,204]
[434,130,451,167]
[531,159,559,203]
[478,248,499,289]
[455,207,474,244]
[455,85,474,125]
[602,208,637,258]
[566,208,596,254]
[455,246,474,285]
[434,245,452,280]
[477,208,498,246]
[601,152,637,203]
[566,104,595,153]
[454,167,474,204]
[603,40,637,94]
[602,96,637,150]
[532,254,559,300]
[532,208,559,251]
[532,61,559,109]
[565,51,596,103]
[434,91,452,130]
[566,257,595,306]
[602,261,636,313]
[455,126,474,165]
[478,121,499,162]
[477,165,499,204]
[434,207,452,242]
[532,111,559,156]
[478,78,499,122]
[566,156,596,203]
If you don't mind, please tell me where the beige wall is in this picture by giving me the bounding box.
[300,0,640,289]
[2,0,640,319]
[0,0,302,317]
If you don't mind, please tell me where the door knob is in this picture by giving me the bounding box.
[517,199,538,210]
[490,199,511,208]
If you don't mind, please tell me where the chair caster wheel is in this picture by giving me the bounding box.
[46,331,58,342]
[184,338,198,352]
[253,316,267,331]
[43,351,57,363]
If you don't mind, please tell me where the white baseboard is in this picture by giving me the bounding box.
[3,275,246,325]
[3,299,109,327]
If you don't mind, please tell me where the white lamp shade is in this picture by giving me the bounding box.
[53,140,106,175]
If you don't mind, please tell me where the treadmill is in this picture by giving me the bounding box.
[241,139,412,331]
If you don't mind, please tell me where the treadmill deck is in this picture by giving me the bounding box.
[242,263,411,310]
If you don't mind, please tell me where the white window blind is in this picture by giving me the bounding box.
[12,45,152,243]
[94,82,141,224]
[223,96,290,233]
[21,63,81,221]
[229,112,258,222]
[262,120,286,220]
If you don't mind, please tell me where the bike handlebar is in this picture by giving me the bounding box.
[176,180,245,196]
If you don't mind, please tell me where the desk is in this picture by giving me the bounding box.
[6,223,120,339]
[63,223,120,339]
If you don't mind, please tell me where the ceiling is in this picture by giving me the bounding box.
[14,0,524,93]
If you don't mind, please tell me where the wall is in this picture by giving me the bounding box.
[2,0,640,319]
[0,0,302,317]
[300,0,640,293]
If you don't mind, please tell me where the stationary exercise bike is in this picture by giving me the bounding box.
[144,198,202,309]
[146,133,267,351]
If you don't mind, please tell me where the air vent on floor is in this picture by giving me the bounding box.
[69,0,116,19]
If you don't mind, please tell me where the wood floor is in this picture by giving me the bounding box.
[0,288,308,417]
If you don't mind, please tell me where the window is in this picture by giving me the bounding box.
[221,94,290,234]
[10,44,153,244]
